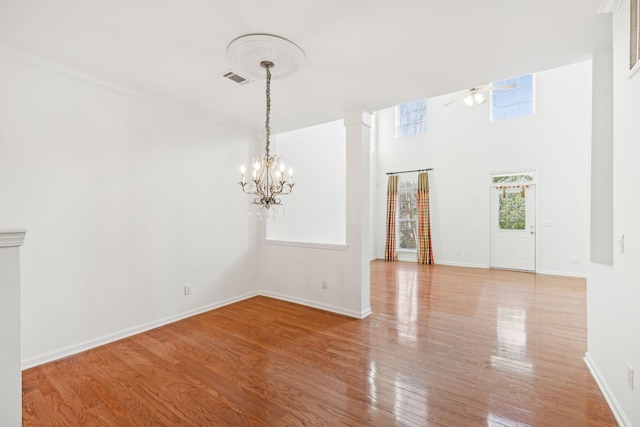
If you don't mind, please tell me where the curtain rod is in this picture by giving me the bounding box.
[386,168,432,175]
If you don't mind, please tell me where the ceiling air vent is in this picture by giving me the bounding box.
[222,70,251,85]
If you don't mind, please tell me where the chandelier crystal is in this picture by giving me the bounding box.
[239,61,294,209]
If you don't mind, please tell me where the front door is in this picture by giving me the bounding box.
[490,185,536,271]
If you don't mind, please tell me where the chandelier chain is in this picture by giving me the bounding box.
[265,63,271,158]
[238,59,294,210]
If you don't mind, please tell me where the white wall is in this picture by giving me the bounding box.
[374,61,592,276]
[0,54,260,367]
[266,120,346,244]
[590,48,614,265]
[259,112,371,318]
[586,2,640,426]
[369,116,379,260]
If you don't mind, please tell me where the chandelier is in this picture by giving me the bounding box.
[239,60,294,209]
[228,34,305,211]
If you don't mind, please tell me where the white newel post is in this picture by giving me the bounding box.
[0,229,27,426]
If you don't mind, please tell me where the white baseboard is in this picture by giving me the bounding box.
[536,269,586,278]
[584,352,631,427]
[372,257,587,278]
[259,290,370,319]
[371,257,489,270]
[22,290,370,369]
[436,261,490,269]
[21,291,259,370]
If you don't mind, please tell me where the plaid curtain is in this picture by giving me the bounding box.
[417,172,434,264]
[384,175,399,261]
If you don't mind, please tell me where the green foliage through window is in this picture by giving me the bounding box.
[492,174,533,184]
[499,193,526,230]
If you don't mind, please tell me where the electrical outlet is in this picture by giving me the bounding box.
[184,284,192,296]
[628,364,634,390]
[322,280,327,290]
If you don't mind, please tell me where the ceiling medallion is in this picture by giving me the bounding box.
[227,34,306,80]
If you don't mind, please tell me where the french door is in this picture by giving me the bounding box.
[490,185,536,271]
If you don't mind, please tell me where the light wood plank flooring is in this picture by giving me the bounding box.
[22,261,617,426]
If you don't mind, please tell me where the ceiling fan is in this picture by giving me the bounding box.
[443,83,516,107]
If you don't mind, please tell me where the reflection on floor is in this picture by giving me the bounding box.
[369,260,615,426]
[22,261,616,426]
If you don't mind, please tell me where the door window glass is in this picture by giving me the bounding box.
[499,192,526,230]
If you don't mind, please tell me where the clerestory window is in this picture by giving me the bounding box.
[395,99,427,137]
[491,74,535,122]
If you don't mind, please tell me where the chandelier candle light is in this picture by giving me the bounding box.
[239,61,294,209]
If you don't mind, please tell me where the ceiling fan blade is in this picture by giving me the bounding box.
[443,81,517,107]
[488,83,517,91]
[443,90,471,106]
[443,96,461,107]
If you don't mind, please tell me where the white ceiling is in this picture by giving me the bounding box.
[0,0,611,134]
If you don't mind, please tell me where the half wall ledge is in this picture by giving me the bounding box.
[0,229,27,247]
[265,240,348,251]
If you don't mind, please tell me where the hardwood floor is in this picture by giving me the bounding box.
[22,261,617,426]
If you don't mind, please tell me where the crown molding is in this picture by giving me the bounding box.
[0,44,247,134]
[598,0,623,14]
[0,229,27,248]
